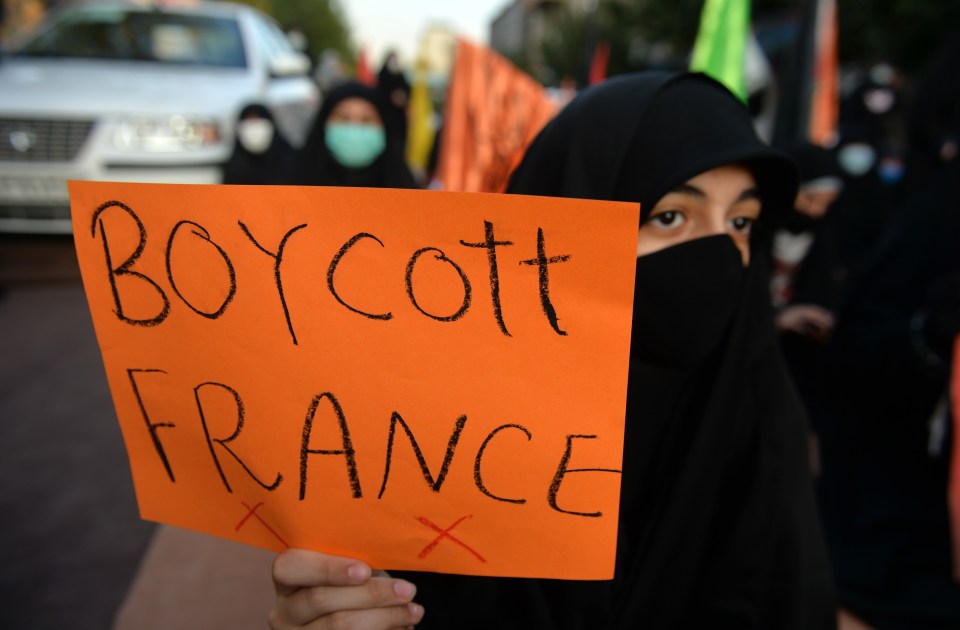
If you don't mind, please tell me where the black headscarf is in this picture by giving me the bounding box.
[288,81,418,189]
[221,104,296,186]
[376,51,411,149]
[396,72,835,628]
[775,141,843,231]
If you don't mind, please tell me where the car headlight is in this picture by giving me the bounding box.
[113,115,222,152]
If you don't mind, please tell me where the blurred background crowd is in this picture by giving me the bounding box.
[1,0,959,628]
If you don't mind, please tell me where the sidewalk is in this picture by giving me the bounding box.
[0,282,155,629]
[114,526,276,629]
[0,241,278,629]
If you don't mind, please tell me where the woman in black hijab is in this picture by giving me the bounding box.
[268,72,835,629]
[288,81,418,189]
[814,112,960,630]
[221,104,296,185]
[816,171,960,630]
[376,50,411,152]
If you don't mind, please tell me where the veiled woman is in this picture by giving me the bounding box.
[268,72,835,629]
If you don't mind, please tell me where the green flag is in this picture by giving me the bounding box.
[690,0,751,101]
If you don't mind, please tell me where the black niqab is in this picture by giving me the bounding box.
[288,81,418,189]
[397,72,834,628]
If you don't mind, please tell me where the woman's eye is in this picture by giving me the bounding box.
[649,210,683,227]
[729,216,755,232]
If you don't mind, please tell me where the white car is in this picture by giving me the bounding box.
[0,0,320,233]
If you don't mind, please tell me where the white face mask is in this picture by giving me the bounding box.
[236,118,274,154]
[837,143,876,176]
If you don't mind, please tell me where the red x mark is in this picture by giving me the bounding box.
[235,501,289,548]
[416,515,486,563]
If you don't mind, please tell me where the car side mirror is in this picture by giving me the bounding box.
[270,52,311,77]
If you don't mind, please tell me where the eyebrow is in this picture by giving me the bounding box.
[671,183,761,203]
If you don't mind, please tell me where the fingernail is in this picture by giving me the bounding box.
[347,562,371,582]
[394,580,416,598]
[408,602,425,621]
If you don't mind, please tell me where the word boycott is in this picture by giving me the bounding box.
[90,200,576,344]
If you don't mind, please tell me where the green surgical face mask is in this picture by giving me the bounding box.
[324,122,386,168]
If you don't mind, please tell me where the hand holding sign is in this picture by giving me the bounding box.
[70,181,638,580]
[270,549,424,629]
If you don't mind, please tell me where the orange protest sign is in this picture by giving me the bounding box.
[434,38,558,193]
[69,181,639,580]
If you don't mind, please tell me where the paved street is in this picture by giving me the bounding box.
[0,234,156,629]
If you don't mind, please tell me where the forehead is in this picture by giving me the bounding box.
[328,97,381,121]
[674,164,758,194]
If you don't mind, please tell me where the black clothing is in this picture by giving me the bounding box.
[781,141,843,185]
[907,28,960,189]
[769,142,845,422]
[817,158,960,629]
[221,104,295,185]
[288,81,417,189]
[376,54,411,151]
[396,72,835,629]
[768,142,841,303]
[786,166,897,318]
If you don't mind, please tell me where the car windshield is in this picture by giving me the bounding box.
[14,8,247,68]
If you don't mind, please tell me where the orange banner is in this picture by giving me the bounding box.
[69,181,639,580]
[434,38,558,193]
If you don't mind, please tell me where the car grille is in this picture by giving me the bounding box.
[0,203,70,220]
[0,118,95,162]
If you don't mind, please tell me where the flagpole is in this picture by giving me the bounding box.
[772,0,817,145]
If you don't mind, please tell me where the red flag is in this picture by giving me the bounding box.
[356,47,375,86]
[588,41,611,86]
[434,38,557,193]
